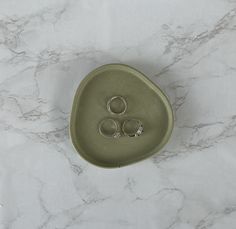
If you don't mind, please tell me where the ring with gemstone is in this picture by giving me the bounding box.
[98,118,121,138]
[122,119,143,137]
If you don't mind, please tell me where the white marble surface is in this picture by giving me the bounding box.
[1,0,236,228]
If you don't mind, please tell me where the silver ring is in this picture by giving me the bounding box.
[98,119,121,138]
[122,119,143,137]
[107,96,127,115]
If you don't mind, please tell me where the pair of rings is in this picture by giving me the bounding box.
[99,118,143,138]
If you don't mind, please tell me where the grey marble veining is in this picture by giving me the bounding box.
[0,0,236,228]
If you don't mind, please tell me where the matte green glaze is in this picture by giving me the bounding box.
[70,64,174,168]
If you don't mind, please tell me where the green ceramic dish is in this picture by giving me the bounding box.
[70,64,174,168]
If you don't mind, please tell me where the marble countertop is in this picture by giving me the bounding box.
[1,0,236,228]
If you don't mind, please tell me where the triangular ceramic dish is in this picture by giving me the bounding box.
[70,64,173,167]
